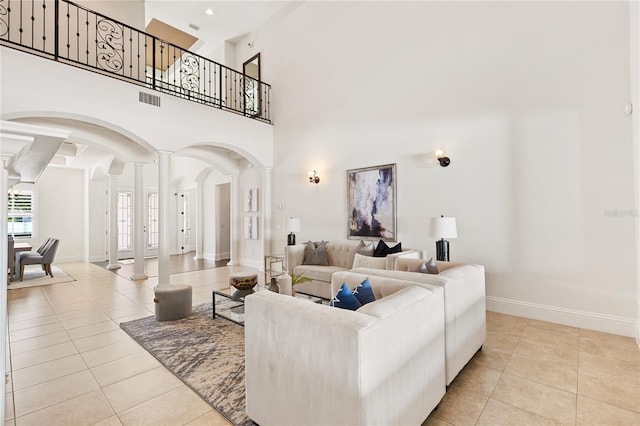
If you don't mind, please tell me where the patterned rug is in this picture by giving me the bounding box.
[120,303,253,426]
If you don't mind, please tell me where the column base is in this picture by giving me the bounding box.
[130,273,148,281]
[154,285,192,321]
[106,263,121,270]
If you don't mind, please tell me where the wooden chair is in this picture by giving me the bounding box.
[20,238,59,281]
[7,237,14,281]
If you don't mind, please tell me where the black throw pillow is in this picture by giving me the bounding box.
[373,240,402,257]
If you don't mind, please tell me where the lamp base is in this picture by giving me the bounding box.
[287,233,296,246]
[435,239,450,262]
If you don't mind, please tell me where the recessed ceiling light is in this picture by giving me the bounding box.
[205,8,213,16]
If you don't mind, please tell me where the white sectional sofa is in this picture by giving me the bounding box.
[348,259,486,385]
[285,240,420,300]
[244,274,446,426]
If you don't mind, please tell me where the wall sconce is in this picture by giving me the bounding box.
[435,148,451,167]
[307,170,320,184]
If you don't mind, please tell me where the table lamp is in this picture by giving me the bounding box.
[429,215,457,261]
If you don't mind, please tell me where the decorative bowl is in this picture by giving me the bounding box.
[230,274,258,291]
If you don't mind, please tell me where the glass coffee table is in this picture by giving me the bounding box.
[212,286,324,326]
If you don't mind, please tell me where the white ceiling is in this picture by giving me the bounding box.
[145,0,292,53]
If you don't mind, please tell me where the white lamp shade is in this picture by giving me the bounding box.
[286,217,301,233]
[429,217,457,239]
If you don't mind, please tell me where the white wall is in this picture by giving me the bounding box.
[86,175,106,262]
[215,182,231,260]
[33,167,85,262]
[239,167,264,268]
[251,1,636,335]
[630,0,640,346]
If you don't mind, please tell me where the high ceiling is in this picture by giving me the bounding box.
[145,1,292,55]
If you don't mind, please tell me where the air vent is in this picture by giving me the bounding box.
[188,23,200,31]
[139,92,161,107]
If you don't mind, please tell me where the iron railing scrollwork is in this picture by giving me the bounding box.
[0,0,271,123]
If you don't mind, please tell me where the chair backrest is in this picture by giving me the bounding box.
[41,239,59,264]
[7,237,14,269]
[37,238,53,254]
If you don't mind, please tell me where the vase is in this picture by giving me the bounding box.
[278,272,293,296]
[268,277,280,293]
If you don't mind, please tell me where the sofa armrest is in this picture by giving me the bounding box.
[386,249,421,269]
[284,244,306,274]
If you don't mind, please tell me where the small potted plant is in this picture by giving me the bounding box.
[291,273,312,296]
[278,272,312,296]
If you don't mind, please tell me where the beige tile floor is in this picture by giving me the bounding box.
[5,261,640,425]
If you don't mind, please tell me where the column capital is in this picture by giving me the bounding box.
[156,150,173,158]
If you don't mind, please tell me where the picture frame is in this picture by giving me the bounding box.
[244,188,259,212]
[244,216,258,240]
[347,163,397,241]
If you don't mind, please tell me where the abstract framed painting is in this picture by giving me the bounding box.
[244,188,258,212]
[347,163,397,241]
[244,216,258,240]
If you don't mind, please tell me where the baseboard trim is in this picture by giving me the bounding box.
[239,258,262,270]
[215,252,230,261]
[486,296,636,337]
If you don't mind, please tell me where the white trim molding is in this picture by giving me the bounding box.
[486,296,636,338]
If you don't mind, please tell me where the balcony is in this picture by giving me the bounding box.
[0,0,272,123]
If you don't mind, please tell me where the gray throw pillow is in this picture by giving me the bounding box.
[418,258,439,274]
[302,240,330,266]
[357,241,375,257]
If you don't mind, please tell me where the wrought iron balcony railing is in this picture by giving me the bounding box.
[0,0,271,123]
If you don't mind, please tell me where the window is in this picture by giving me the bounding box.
[117,191,132,251]
[8,190,34,239]
[147,193,159,249]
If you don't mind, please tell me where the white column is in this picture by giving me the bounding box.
[193,181,203,260]
[1,156,10,417]
[106,174,121,270]
[157,151,172,288]
[227,174,239,266]
[262,167,273,256]
[131,163,147,280]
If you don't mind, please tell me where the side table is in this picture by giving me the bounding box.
[264,253,285,284]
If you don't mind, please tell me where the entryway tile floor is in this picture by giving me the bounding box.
[5,261,639,425]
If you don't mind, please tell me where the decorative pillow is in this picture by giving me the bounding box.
[330,283,362,310]
[352,253,387,269]
[357,241,375,257]
[352,277,376,305]
[373,240,403,257]
[418,258,439,274]
[302,240,329,266]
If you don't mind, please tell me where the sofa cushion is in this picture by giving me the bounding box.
[373,240,402,257]
[292,265,346,283]
[330,283,363,310]
[352,253,387,270]
[352,277,376,305]
[418,258,439,274]
[302,240,329,265]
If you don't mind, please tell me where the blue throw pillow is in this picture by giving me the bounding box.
[352,278,376,305]
[330,283,362,311]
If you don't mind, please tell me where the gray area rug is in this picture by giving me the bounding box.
[120,303,253,426]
